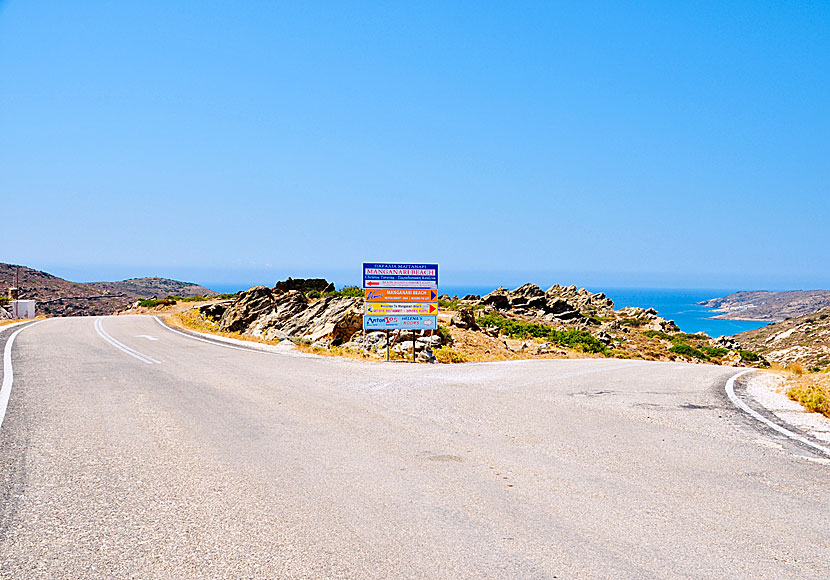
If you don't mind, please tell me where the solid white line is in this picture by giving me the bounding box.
[725,369,830,457]
[94,318,161,364]
[1,320,45,428]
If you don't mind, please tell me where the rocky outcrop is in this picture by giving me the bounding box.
[213,281,365,346]
[218,286,276,333]
[276,296,362,345]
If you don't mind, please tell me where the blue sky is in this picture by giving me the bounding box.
[1,1,828,290]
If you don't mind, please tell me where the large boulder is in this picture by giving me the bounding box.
[279,295,363,345]
[218,286,276,332]
[248,290,310,337]
[482,287,510,310]
[450,307,479,330]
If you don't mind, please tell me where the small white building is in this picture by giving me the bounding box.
[10,300,36,319]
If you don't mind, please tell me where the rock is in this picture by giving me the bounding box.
[715,335,739,350]
[218,286,276,332]
[417,350,437,363]
[248,290,309,337]
[450,307,479,330]
[482,287,510,310]
[199,300,233,321]
[462,294,480,301]
[273,277,335,295]
[596,331,613,345]
[483,325,500,337]
[279,295,363,345]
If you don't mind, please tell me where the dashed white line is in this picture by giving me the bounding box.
[725,369,830,458]
[94,317,161,365]
[1,320,45,428]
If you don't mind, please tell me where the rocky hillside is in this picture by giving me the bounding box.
[179,280,768,367]
[0,263,216,317]
[733,306,830,370]
[699,290,830,322]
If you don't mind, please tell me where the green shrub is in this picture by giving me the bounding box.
[619,317,647,327]
[139,298,176,308]
[326,285,363,298]
[642,330,672,340]
[306,290,322,299]
[669,343,709,360]
[476,314,607,354]
[438,298,462,310]
[701,346,729,358]
[738,349,761,362]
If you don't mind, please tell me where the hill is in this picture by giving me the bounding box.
[698,290,830,322]
[733,306,830,370]
[0,263,217,317]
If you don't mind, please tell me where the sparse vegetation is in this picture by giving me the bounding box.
[787,381,830,418]
[437,324,454,345]
[476,314,607,354]
[138,298,177,307]
[669,343,710,361]
[325,285,363,298]
[438,298,463,310]
[435,347,467,364]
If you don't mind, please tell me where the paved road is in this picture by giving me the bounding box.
[0,316,827,579]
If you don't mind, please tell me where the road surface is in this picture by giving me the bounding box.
[0,316,827,579]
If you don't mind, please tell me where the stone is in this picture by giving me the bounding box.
[199,301,232,320]
[482,287,510,310]
[417,350,437,363]
[279,295,363,345]
[218,286,276,332]
[450,307,479,330]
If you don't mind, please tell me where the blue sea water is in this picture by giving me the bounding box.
[209,282,770,338]
[439,285,769,338]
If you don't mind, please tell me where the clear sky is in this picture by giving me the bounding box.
[1,1,828,290]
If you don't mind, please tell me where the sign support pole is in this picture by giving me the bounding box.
[412,331,416,363]
[386,330,389,361]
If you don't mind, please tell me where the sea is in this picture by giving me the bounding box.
[209,282,769,338]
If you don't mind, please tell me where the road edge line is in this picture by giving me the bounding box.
[725,369,830,458]
[1,320,45,429]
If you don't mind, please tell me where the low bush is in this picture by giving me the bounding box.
[434,347,467,364]
[326,285,363,298]
[476,314,607,354]
[669,343,709,360]
[700,346,729,358]
[642,330,672,340]
[787,383,830,418]
[738,349,760,362]
[138,298,176,308]
[306,290,322,299]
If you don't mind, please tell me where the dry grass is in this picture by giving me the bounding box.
[0,316,47,327]
[167,310,283,347]
[786,373,830,418]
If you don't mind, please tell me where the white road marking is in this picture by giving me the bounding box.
[726,369,830,458]
[1,320,45,429]
[94,318,161,365]
[136,335,159,341]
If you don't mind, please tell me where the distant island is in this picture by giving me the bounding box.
[698,290,830,322]
[0,263,217,317]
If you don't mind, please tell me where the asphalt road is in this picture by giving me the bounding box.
[0,316,827,579]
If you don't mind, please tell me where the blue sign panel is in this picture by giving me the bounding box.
[363,315,438,330]
[363,263,438,289]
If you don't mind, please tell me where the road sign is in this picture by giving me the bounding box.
[366,302,438,316]
[363,315,438,330]
[363,263,438,289]
[365,288,438,302]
